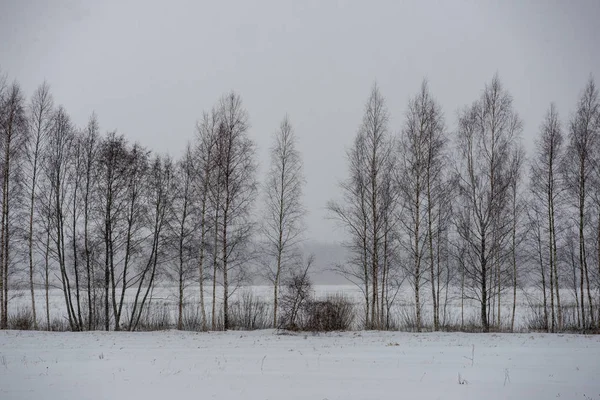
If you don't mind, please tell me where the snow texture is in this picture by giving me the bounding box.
[1,330,599,399]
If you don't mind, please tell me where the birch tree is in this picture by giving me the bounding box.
[215,92,257,330]
[82,114,100,329]
[530,104,565,331]
[328,84,392,329]
[25,82,53,329]
[169,145,197,330]
[262,115,306,328]
[194,109,220,330]
[454,75,522,332]
[0,80,27,329]
[397,80,446,331]
[564,77,599,329]
[46,106,80,331]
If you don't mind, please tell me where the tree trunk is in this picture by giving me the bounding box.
[28,160,39,329]
[537,228,549,332]
[211,204,220,330]
[426,179,437,331]
[72,179,83,330]
[197,176,209,331]
[481,234,489,332]
[551,199,561,331]
[511,204,517,333]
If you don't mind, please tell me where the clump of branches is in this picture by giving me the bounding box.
[278,255,314,330]
[278,255,355,332]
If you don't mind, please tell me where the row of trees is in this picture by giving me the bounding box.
[330,75,600,333]
[0,69,309,331]
[1,69,599,333]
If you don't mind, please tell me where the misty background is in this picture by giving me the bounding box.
[1,0,599,283]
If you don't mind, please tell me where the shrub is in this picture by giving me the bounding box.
[8,308,34,330]
[304,294,355,332]
[49,317,69,332]
[278,267,313,330]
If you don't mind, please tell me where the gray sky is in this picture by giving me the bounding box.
[2,0,599,243]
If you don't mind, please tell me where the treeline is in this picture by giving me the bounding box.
[0,71,599,333]
[329,76,600,333]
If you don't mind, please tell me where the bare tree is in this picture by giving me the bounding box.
[397,80,447,331]
[45,106,80,330]
[194,109,220,330]
[508,145,525,332]
[82,114,100,329]
[0,72,6,329]
[262,115,306,327]
[530,104,565,331]
[128,155,173,331]
[214,92,258,330]
[526,201,549,330]
[115,143,148,331]
[0,81,28,329]
[328,133,371,327]
[328,84,392,329]
[24,82,54,329]
[454,75,522,332]
[564,77,599,329]
[96,132,130,330]
[69,132,86,329]
[38,176,55,330]
[169,144,197,330]
[397,81,434,331]
[362,84,391,329]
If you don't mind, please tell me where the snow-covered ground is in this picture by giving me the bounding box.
[1,330,599,400]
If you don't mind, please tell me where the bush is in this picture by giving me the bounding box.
[304,294,355,332]
[278,266,313,330]
[8,308,34,330]
[49,317,69,332]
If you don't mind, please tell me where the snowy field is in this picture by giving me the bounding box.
[1,330,599,400]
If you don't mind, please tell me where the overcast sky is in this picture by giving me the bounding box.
[2,0,599,243]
